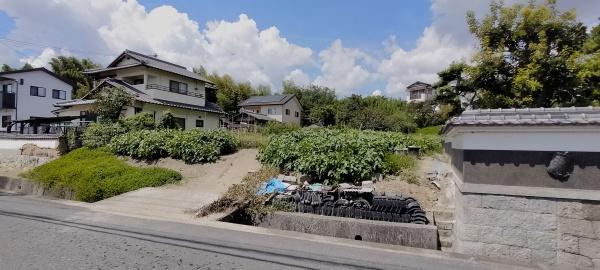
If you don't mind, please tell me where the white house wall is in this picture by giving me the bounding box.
[281,98,302,125]
[0,70,73,131]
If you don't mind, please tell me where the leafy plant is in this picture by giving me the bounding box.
[261,122,300,135]
[158,110,178,129]
[93,86,133,123]
[82,122,128,148]
[382,153,416,175]
[22,147,181,202]
[122,112,156,131]
[259,128,440,183]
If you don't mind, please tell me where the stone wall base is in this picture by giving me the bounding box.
[454,189,600,269]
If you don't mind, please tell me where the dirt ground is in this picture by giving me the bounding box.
[374,154,454,211]
[89,149,261,221]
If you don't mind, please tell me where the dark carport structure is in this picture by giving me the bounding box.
[7,116,81,135]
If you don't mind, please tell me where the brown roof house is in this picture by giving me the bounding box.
[53,50,224,130]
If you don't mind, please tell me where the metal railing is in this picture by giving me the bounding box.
[146,84,204,98]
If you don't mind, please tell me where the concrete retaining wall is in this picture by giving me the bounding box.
[455,190,600,269]
[0,176,74,200]
[257,212,438,250]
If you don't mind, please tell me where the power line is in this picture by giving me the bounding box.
[0,37,116,57]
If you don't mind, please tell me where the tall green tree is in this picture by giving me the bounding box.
[49,56,101,98]
[206,73,256,114]
[437,0,591,109]
[282,80,336,125]
[578,24,600,105]
[92,86,133,123]
[1,64,14,72]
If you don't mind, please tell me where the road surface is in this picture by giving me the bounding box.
[0,192,537,270]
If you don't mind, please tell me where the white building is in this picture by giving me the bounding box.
[236,95,302,125]
[0,68,73,132]
[406,81,435,103]
[54,50,224,130]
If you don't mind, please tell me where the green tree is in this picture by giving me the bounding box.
[256,84,272,96]
[437,0,591,109]
[20,63,33,70]
[579,24,600,105]
[283,80,336,125]
[158,110,179,129]
[49,56,101,98]
[93,86,133,123]
[206,73,256,114]
[1,64,14,72]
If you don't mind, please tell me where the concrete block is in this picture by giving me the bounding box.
[479,225,503,244]
[440,238,453,248]
[592,259,600,270]
[531,249,556,266]
[580,238,600,259]
[457,241,485,256]
[438,228,453,238]
[559,218,596,238]
[436,220,454,230]
[462,193,482,208]
[500,228,528,247]
[583,202,600,221]
[558,200,585,219]
[557,251,593,269]
[524,213,557,232]
[594,222,600,239]
[457,224,481,242]
[559,234,580,254]
[257,212,438,250]
[526,197,557,214]
[527,231,557,251]
[484,244,531,262]
[481,195,528,212]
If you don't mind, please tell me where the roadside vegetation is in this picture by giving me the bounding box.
[258,128,439,184]
[22,147,182,202]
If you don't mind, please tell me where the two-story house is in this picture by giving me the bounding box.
[54,50,224,129]
[236,94,302,125]
[406,81,435,103]
[0,68,73,132]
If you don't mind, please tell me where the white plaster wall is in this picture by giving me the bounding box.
[0,138,58,149]
[281,98,302,125]
[0,70,73,131]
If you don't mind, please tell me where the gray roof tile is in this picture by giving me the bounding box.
[238,94,295,106]
[442,107,600,133]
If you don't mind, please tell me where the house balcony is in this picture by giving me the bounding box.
[146,83,205,106]
[0,92,16,109]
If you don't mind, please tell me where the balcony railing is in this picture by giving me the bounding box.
[146,84,204,99]
[1,92,16,109]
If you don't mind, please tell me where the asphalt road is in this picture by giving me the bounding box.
[0,192,537,270]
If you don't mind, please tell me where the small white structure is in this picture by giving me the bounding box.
[237,94,302,125]
[406,81,435,103]
[54,50,224,130]
[0,68,73,132]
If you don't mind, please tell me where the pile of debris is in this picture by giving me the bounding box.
[257,175,429,225]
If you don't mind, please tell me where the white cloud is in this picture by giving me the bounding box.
[0,0,313,89]
[20,48,71,68]
[314,39,374,96]
[371,89,383,96]
[285,69,311,86]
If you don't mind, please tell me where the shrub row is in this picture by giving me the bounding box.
[109,129,240,164]
[258,128,440,183]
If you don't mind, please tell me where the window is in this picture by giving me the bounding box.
[1,115,11,128]
[2,84,13,93]
[80,111,97,122]
[285,109,290,115]
[52,89,67,100]
[295,111,299,117]
[134,107,143,114]
[267,108,275,115]
[195,119,204,128]
[169,80,188,94]
[174,117,186,129]
[30,86,46,97]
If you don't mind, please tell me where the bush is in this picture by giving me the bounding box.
[157,110,178,129]
[261,122,300,135]
[22,147,181,202]
[122,112,156,131]
[258,128,441,183]
[109,129,239,164]
[82,122,128,148]
[382,153,416,175]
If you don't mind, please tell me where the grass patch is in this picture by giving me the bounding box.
[415,125,442,135]
[232,131,268,149]
[382,153,417,175]
[22,147,182,202]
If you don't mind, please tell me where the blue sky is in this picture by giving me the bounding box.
[0,0,597,98]
[137,0,432,52]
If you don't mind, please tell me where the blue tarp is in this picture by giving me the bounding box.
[256,178,287,195]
